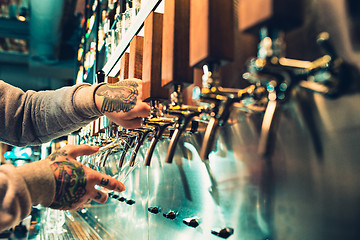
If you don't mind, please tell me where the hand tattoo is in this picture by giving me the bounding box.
[100,178,109,186]
[48,150,68,161]
[49,160,87,210]
[96,80,139,113]
[94,192,102,200]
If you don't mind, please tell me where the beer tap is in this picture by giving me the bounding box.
[298,31,352,98]
[128,128,152,167]
[141,11,175,166]
[142,100,174,166]
[243,27,295,157]
[117,130,137,169]
[238,0,307,157]
[198,64,256,160]
[163,92,206,163]
[238,0,347,157]
[189,0,257,160]
[160,0,207,164]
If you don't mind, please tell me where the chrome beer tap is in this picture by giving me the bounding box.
[198,64,256,160]
[298,32,353,98]
[243,29,349,157]
[142,100,175,166]
[243,28,293,157]
[117,130,137,169]
[140,11,174,166]
[128,128,152,167]
[163,84,207,163]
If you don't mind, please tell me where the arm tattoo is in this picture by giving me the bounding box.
[49,160,87,210]
[96,80,139,113]
[48,150,68,161]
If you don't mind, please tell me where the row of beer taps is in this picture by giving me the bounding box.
[78,26,347,173]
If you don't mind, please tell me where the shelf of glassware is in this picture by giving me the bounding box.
[102,0,163,77]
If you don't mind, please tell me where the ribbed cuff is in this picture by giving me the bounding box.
[16,160,55,207]
[73,84,104,119]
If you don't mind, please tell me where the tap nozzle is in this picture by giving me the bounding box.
[117,132,137,169]
[128,128,153,167]
[199,85,255,160]
[163,105,207,163]
[142,117,174,166]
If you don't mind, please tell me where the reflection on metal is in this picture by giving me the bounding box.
[68,92,360,239]
[57,6,360,239]
[164,105,206,163]
[142,117,174,166]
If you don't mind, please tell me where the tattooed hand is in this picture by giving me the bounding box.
[95,78,150,129]
[47,145,126,210]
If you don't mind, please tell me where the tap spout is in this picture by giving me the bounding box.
[164,106,205,164]
[199,85,255,160]
[118,133,137,169]
[143,118,174,166]
[257,98,281,157]
[129,128,153,167]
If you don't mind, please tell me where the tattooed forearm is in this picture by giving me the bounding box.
[49,160,87,210]
[96,80,139,113]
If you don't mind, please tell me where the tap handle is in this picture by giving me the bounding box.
[238,0,304,34]
[119,52,130,81]
[142,11,169,101]
[129,35,144,79]
[190,0,234,68]
[161,0,193,88]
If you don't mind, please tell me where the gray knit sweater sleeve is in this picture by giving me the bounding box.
[0,80,103,231]
[0,80,103,146]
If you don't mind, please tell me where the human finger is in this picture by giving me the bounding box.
[65,145,99,159]
[115,117,143,129]
[86,168,126,192]
[127,102,150,119]
[91,189,109,204]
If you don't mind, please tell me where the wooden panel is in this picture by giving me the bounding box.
[238,0,304,33]
[189,0,234,68]
[161,0,193,87]
[106,76,119,84]
[142,12,169,101]
[129,35,144,79]
[119,52,129,81]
